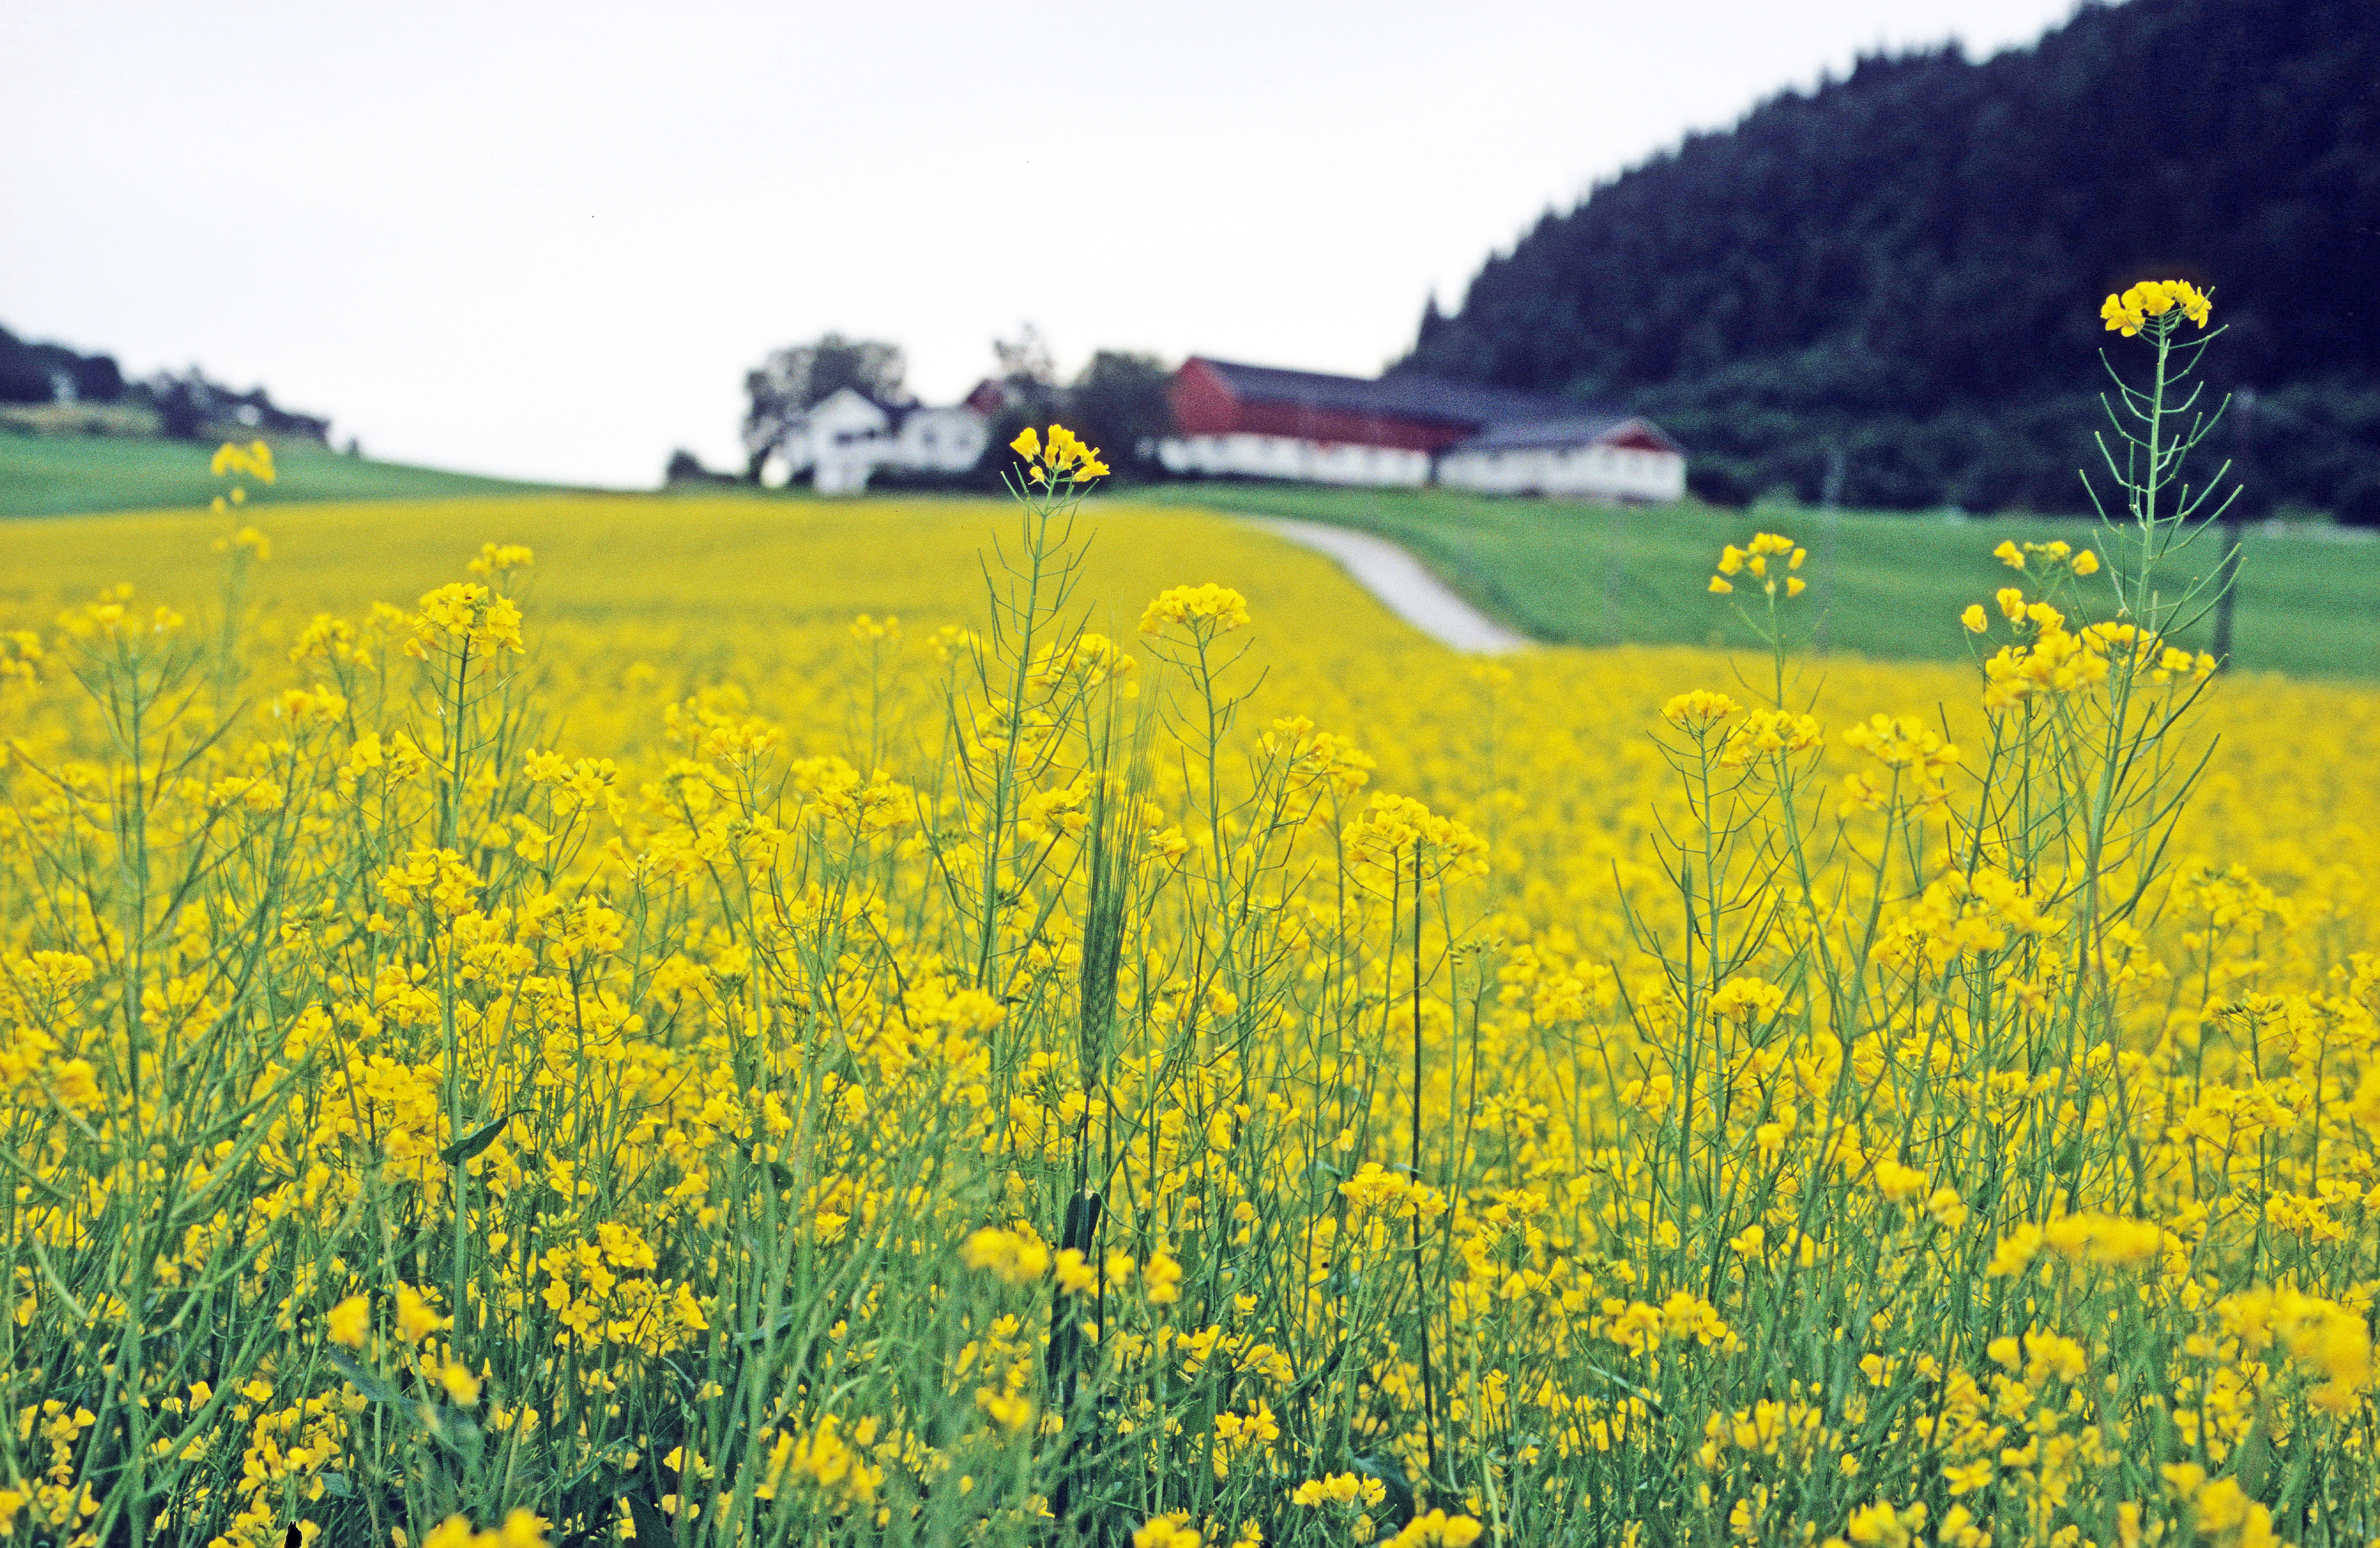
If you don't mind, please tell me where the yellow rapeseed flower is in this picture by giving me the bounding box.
[327,1295,369,1348]
[1132,1517,1202,1548]
[1871,1161,1928,1205]
[209,438,278,484]
[2102,279,2212,336]
[1391,1512,1485,1547]
[440,1361,482,1406]
[1139,582,1251,637]
[960,1226,1051,1285]
[1662,689,1741,730]
[394,1285,447,1343]
[1009,421,1108,484]
[1714,532,1808,598]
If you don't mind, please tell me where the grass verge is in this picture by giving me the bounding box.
[1131,481,2379,678]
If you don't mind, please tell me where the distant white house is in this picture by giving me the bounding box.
[765,387,993,495]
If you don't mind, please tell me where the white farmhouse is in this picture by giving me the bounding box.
[765,387,993,495]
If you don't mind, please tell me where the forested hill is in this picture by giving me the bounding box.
[1402,0,2380,521]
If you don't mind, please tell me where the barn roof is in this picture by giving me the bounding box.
[1191,357,1651,447]
[1456,414,1679,452]
[1192,358,1550,427]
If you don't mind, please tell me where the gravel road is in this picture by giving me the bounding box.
[1252,516,1530,654]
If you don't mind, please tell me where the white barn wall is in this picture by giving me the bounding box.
[1158,434,1429,487]
[1438,444,1685,501]
[1163,433,1683,502]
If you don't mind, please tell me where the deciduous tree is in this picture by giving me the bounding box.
[741,334,909,482]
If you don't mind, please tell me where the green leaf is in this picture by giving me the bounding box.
[626,1495,672,1548]
[738,1308,800,1346]
[324,1347,403,1406]
[441,1111,513,1165]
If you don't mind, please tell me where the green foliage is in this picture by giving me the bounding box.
[741,335,911,480]
[964,350,1173,491]
[1060,351,1173,482]
[143,368,332,444]
[1405,0,2380,520]
[0,325,123,406]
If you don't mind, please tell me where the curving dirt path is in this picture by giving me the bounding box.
[1251,516,1530,654]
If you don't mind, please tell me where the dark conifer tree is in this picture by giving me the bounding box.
[1405,0,2380,520]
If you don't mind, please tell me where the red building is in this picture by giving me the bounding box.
[1160,357,1684,501]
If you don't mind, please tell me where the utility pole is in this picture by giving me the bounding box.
[2210,387,2253,669]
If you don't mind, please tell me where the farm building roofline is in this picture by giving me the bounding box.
[1184,356,1654,444]
[1453,415,1682,453]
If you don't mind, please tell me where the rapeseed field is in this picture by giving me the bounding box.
[7,295,2380,1548]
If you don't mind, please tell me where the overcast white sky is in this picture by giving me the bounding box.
[3,0,2085,487]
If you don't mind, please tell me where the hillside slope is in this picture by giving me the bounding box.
[1405,0,2380,519]
[0,434,553,518]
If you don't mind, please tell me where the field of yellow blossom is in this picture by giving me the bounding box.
[8,303,2380,1548]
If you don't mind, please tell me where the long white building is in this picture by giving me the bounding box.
[1157,357,1685,502]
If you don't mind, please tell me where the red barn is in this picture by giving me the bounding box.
[1160,357,1684,501]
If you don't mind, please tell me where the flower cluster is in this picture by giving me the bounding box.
[467,541,535,580]
[1989,537,2100,577]
[208,437,278,515]
[1009,421,1109,484]
[2101,278,2212,336]
[404,580,526,662]
[961,1225,1053,1285]
[1138,582,1252,638]
[1341,790,1488,884]
[1710,531,1806,597]
[1660,688,1742,730]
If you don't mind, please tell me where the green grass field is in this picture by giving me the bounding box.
[0,432,553,517]
[7,432,2370,678]
[1135,482,2379,680]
